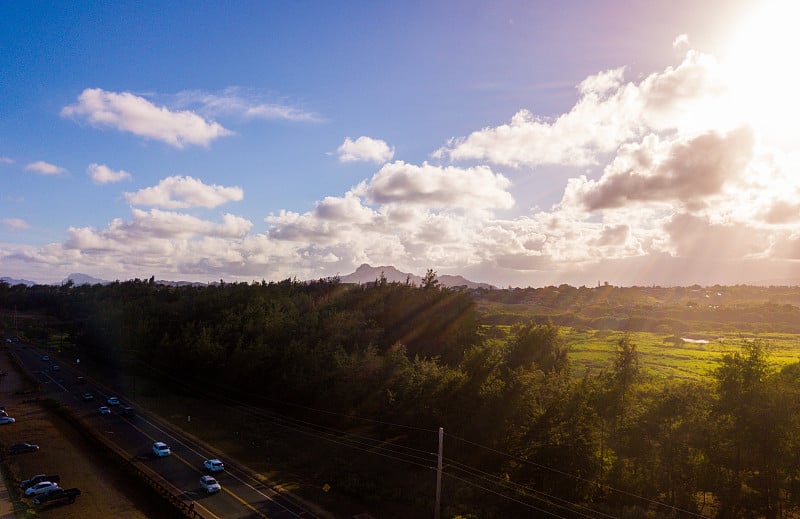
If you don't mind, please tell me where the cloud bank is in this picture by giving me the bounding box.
[6,45,800,287]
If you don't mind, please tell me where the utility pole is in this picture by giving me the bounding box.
[435,427,443,519]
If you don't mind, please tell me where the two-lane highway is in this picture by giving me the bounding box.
[12,344,328,519]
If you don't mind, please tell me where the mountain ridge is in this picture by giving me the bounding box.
[339,264,494,289]
[2,265,494,289]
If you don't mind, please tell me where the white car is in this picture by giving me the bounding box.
[152,442,171,457]
[200,475,221,493]
[203,458,224,472]
[99,406,111,415]
[0,416,15,424]
[107,397,120,405]
[25,481,58,497]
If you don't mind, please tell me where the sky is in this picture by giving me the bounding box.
[3,0,800,288]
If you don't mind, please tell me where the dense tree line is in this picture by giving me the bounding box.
[3,279,800,517]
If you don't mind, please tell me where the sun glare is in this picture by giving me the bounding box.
[722,0,800,144]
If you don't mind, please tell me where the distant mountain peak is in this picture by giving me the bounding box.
[341,264,493,289]
[63,273,110,286]
[0,276,36,287]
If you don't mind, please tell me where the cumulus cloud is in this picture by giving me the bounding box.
[65,208,252,248]
[435,50,732,167]
[353,161,514,209]
[124,176,243,209]
[87,163,132,184]
[663,213,769,259]
[763,199,800,224]
[337,136,395,163]
[2,218,29,231]
[61,88,232,148]
[25,161,66,175]
[565,126,755,211]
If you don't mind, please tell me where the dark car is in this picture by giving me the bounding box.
[21,474,60,490]
[8,442,39,455]
[81,393,94,401]
[32,487,80,507]
[76,376,86,384]
[121,406,134,417]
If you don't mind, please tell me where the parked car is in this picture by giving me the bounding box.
[0,416,15,424]
[98,406,111,415]
[8,442,39,455]
[81,393,94,401]
[41,355,49,361]
[200,475,221,493]
[24,481,58,497]
[152,442,171,457]
[50,365,60,372]
[21,474,60,490]
[32,487,80,506]
[107,397,120,405]
[76,376,86,384]
[121,405,134,417]
[203,458,224,472]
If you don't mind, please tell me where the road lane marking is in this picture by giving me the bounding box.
[130,414,307,518]
[125,419,259,519]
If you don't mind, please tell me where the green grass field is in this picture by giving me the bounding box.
[565,329,800,380]
[485,325,800,380]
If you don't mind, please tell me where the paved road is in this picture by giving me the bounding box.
[11,345,329,519]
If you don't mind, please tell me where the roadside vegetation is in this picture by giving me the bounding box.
[3,278,800,518]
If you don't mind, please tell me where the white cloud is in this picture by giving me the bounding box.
[435,51,732,167]
[25,161,66,175]
[2,218,29,231]
[0,157,14,164]
[337,136,395,163]
[61,88,232,148]
[65,209,252,248]
[87,163,132,184]
[353,161,514,210]
[564,126,755,211]
[673,34,690,50]
[124,176,244,209]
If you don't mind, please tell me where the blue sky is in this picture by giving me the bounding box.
[5,0,800,287]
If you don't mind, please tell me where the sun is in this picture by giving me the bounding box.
[721,0,800,145]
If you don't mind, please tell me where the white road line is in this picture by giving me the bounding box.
[134,413,306,518]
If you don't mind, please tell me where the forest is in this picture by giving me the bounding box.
[3,276,800,518]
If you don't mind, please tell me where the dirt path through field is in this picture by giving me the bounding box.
[0,347,166,518]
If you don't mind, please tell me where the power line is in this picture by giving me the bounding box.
[444,432,710,518]
[134,357,437,432]
[132,358,709,518]
[442,471,569,519]
[444,458,616,519]
[135,359,439,466]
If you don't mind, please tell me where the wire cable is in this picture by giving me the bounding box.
[445,432,710,518]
